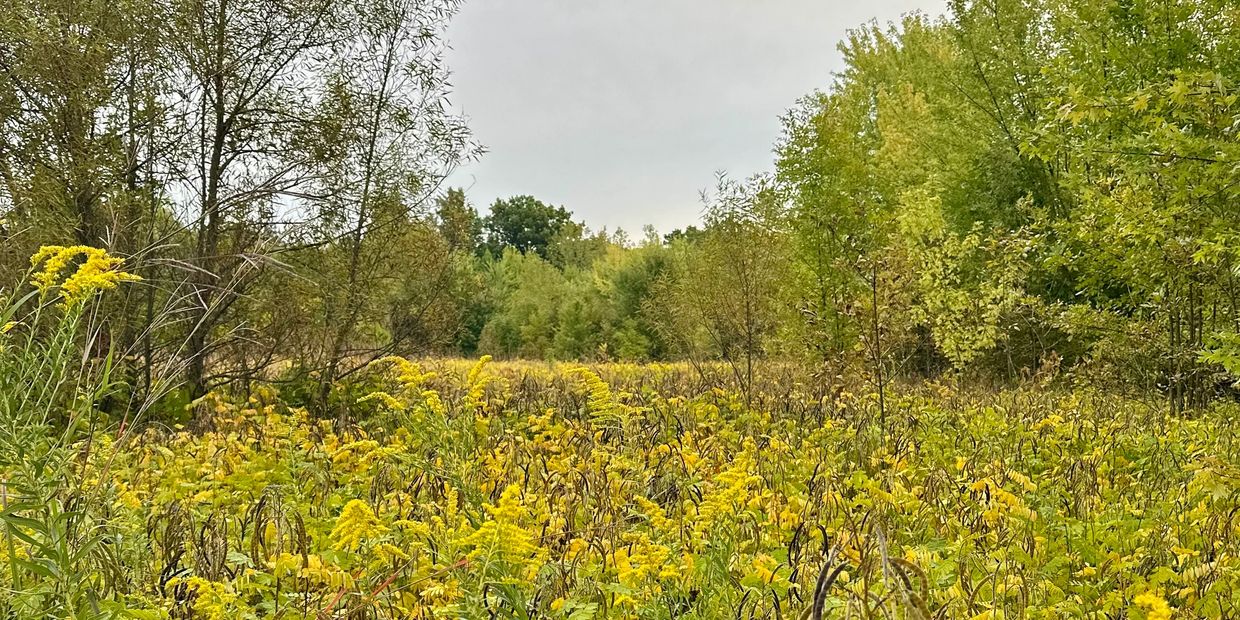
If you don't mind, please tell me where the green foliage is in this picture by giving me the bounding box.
[10,1,1240,616]
[895,187,1029,370]
[646,175,790,393]
[1202,331,1240,382]
[777,0,1240,399]
[0,250,156,618]
[475,239,670,362]
[436,188,484,253]
[484,196,574,259]
[6,0,1240,417]
[10,355,1240,618]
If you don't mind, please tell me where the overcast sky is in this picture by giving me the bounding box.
[443,0,946,236]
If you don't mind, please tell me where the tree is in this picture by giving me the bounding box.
[477,249,569,358]
[778,8,1058,387]
[1026,0,1240,409]
[307,0,475,409]
[647,175,789,399]
[0,0,186,404]
[546,220,610,270]
[0,0,158,249]
[662,226,702,245]
[484,195,572,258]
[436,187,483,253]
[169,0,345,399]
[603,239,671,360]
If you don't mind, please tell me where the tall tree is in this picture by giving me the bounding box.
[308,0,475,408]
[171,0,342,398]
[484,195,572,258]
[1028,0,1240,408]
[648,175,788,399]
[0,0,161,249]
[436,187,483,253]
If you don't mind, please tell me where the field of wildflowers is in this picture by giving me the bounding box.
[4,248,1240,619]
[34,359,1240,618]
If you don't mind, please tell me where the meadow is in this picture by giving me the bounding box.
[6,301,1237,619]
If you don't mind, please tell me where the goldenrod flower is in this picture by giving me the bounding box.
[464,355,493,411]
[330,499,387,551]
[29,245,141,306]
[1133,591,1172,620]
[456,484,545,572]
[167,576,245,620]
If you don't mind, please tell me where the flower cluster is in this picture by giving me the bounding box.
[330,499,387,551]
[29,245,141,306]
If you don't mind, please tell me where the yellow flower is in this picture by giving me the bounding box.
[456,484,545,572]
[376,542,410,561]
[464,355,493,411]
[0,321,13,353]
[330,499,387,551]
[29,245,141,306]
[168,576,245,620]
[358,390,405,411]
[748,554,787,586]
[269,553,354,589]
[1133,591,1172,620]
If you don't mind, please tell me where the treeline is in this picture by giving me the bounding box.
[3,0,1240,412]
[695,0,1240,409]
[771,0,1240,411]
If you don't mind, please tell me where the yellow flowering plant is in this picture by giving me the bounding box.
[4,301,1240,617]
[0,245,150,617]
[29,245,142,307]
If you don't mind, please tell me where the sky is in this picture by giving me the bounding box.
[443,0,946,236]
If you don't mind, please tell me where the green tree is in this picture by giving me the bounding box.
[0,0,161,248]
[1026,0,1240,408]
[477,249,569,358]
[306,0,475,410]
[484,195,572,258]
[171,0,343,399]
[648,175,789,398]
[436,187,483,253]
